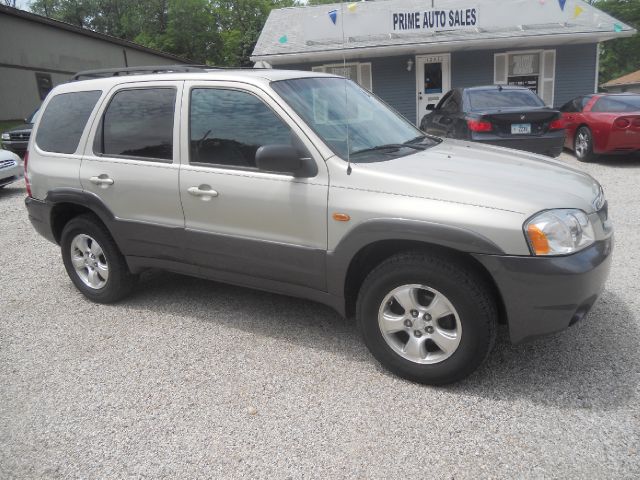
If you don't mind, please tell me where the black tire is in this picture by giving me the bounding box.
[60,213,136,303]
[356,251,497,385]
[574,126,597,162]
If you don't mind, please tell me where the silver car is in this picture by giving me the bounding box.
[0,149,23,188]
[24,67,613,384]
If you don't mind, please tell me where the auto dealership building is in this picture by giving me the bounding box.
[252,0,635,125]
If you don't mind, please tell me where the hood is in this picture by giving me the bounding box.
[345,139,601,216]
[6,124,32,134]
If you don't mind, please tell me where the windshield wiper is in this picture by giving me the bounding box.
[351,143,426,156]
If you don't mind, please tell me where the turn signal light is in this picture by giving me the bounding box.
[526,224,550,255]
[614,117,630,129]
[467,119,492,132]
[549,119,565,130]
[332,212,351,222]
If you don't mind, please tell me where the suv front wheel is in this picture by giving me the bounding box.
[60,214,136,303]
[356,252,497,385]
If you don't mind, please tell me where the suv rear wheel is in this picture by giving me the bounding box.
[356,252,497,385]
[60,214,136,303]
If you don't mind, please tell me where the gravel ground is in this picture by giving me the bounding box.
[1,152,639,479]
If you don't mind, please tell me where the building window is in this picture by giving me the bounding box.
[494,50,556,106]
[312,62,372,91]
[35,72,53,100]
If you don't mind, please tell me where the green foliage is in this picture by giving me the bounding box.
[591,0,640,84]
[29,0,297,65]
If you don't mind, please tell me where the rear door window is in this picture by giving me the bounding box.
[94,88,176,162]
[467,89,544,111]
[35,90,101,154]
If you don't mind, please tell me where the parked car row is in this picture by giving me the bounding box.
[420,87,640,161]
[1,108,38,158]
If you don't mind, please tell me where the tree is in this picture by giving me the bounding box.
[591,0,640,84]
[29,0,299,66]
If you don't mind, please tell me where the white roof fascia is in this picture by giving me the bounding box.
[252,29,636,65]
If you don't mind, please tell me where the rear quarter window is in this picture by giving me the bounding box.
[35,91,102,154]
[591,96,640,113]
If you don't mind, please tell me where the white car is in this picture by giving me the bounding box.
[0,149,23,188]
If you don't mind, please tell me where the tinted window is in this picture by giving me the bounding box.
[467,89,544,111]
[35,91,101,154]
[560,98,581,113]
[96,88,175,161]
[591,95,640,113]
[435,91,453,110]
[190,88,292,167]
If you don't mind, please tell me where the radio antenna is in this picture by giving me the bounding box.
[340,1,352,175]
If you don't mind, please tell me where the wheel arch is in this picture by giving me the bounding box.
[46,189,117,244]
[327,219,507,322]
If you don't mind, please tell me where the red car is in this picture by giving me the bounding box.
[560,93,640,161]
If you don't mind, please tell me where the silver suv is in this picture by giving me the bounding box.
[24,67,613,384]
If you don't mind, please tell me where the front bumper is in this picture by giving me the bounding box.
[2,141,28,157]
[472,131,565,157]
[0,160,23,187]
[473,237,613,344]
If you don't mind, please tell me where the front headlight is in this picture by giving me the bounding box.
[1,133,9,141]
[524,209,595,256]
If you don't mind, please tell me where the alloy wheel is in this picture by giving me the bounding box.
[378,284,462,364]
[69,234,109,289]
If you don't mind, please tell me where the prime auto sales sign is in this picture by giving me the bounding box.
[392,8,478,31]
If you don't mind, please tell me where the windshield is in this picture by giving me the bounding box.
[271,77,436,161]
[592,95,640,113]
[26,108,40,124]
[468,89,544,111]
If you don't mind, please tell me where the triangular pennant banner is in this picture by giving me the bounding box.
[278,35,288,44]
[328,9,338,25]
[574,6,583,18]
[558,0,566,11]
[614,23,623,32]
[347,3,357,13]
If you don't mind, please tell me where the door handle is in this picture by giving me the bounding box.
[89,175,114,188]
[188,185,219,200]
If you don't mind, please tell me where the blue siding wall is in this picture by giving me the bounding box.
[280,55,415,121]
[451,44,598,107]
[278,43,597,121]
[554,43,598,107]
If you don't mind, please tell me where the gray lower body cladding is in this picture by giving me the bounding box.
[473,237,613,344]
[26,195,613,345]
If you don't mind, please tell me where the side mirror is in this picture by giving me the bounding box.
[255,144,317,178]
[426,104,436,111]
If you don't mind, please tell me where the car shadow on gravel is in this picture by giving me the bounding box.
[126,271,637,411]
[445,290,638,410]
[0,182,25,198]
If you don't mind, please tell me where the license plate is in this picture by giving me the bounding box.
[511,123,531,135]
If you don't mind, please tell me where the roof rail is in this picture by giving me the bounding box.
[71,65,208,81]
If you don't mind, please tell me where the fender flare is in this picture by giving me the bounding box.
[326,218,504,298]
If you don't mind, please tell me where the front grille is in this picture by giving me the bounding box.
[9,132,30,141]
[0,159,17,168]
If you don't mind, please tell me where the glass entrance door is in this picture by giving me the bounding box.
[416,54,451,125]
